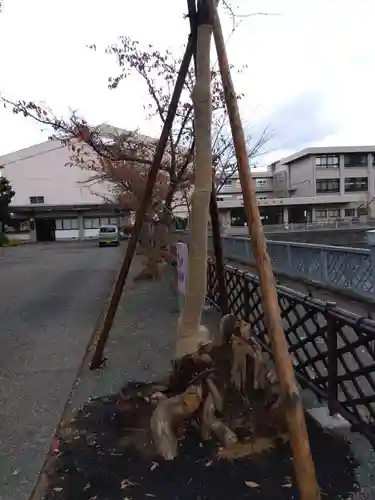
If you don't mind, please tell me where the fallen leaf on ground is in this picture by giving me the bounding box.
[245,481,260,488]
[52,439,60,453]
[121,479,137,489]
[282,482,292,488]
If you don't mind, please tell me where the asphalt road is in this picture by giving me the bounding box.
[0,241,123,500]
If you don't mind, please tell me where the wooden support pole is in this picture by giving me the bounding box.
[188,0,228,316]
[209,185,228,315]
[90,35,195,369]
[206,1,321,499]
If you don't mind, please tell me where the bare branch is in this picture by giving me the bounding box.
[221,1,280,32]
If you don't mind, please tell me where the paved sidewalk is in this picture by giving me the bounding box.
[68,258,220,412]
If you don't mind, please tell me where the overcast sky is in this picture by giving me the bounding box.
[0,0,374,165]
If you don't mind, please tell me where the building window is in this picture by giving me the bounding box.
[328,209,340,218]
[344,153,367,168]
[255,178,269,187]
[344,208,356,217]
[316,179,340,193]
[56,218,79,230]
[276,173,285,185]
[344,177,368,192]
[315,209,327,219]
[84,218,100,229]
[315,155,339,168]
[359,206,368,215]
[20,221,30,232]
[29,196,44,204]
[98,217,118,226]
[217,193,233,199]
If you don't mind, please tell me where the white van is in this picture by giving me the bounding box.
[98,225,120,247]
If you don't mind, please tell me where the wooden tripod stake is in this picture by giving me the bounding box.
[206,1,321,499]
[188,0,228,316]
[90,36,195,369]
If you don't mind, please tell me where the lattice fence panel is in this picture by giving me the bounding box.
[327,251,373,293]
[207,259,375,441]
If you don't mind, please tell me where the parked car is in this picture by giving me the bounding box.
[98,225,120,247]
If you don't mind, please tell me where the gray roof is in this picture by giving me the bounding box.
[280,145,375,165]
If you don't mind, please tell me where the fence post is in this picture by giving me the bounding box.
[243,277,251,322]
[326,312,338,416]
[366,230,375,294]
[244,238,253,262]
[286,243,293,274]
[320,248,329,283]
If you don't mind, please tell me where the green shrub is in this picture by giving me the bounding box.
[0,233,24,247]
[0,232,9,246]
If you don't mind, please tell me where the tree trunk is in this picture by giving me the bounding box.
[176,21,213,360]
[139,219,153,251]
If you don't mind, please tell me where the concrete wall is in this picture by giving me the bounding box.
[273,168,289,197]
[289,156,315,197]
[0,140,114,207]
[55,229,80,240]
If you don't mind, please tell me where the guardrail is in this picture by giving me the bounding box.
[222,219,375,235]
[217,236,374,300]
[207,259,375,446]
[176,230,374,299]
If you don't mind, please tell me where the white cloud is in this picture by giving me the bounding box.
[1,0,375,163]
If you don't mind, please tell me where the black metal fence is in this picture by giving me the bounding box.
[207,259,375,447]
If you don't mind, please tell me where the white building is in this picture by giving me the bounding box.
[0,139,127,242]
[217,146,375,227]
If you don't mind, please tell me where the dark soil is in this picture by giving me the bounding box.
[44,382,360,500]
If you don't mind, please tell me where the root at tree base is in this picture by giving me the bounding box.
[45,368,359,499]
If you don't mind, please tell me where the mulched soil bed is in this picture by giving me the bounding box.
[44,382,360,500]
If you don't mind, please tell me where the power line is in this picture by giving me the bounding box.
[0,142,66,167]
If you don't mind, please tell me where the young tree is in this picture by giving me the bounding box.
[102,35,268,192]
[175,13,213,359]
[0,176,15,234]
